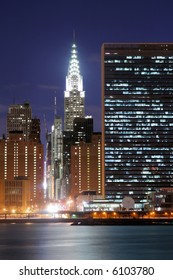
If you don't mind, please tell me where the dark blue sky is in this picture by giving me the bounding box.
[0,0,173,146]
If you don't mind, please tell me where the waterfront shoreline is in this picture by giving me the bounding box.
[71,218,173,226]
[0,217,173,225]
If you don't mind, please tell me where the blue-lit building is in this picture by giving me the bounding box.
[102,43,173,208]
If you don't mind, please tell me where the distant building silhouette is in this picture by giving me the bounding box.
[73,116,93,144]
[29,117,41,143]
[7,102,32,141]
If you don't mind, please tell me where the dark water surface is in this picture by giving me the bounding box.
[0,223,172,260]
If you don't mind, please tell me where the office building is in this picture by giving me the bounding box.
[64,43,85,131]
[73,116,93,144]
[0,178,31,212]
[0,132,44,207]
[62,117,94,198]
[102,43,173,207]
[7,102,32,141]
[50,117,63,200]
[71,133,102,199]
[45,132,52,200]
[62,130,74,198]
[29,117,41,143]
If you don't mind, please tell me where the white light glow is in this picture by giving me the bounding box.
[47,204,59,213]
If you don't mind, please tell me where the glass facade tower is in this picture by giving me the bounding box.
[102,43,173,207]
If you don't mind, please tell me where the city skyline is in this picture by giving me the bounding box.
[1,0,173,147]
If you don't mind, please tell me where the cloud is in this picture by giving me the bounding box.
[0,83,31,92]
[37,84,61,92]
[0,83,61,93]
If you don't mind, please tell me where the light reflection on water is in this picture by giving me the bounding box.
[0,223,172,260]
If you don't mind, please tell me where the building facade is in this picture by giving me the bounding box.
[7,102,32,141]
[0,132,44,207]
[71,133,102,199]
[50,117,63,200]
[29,117,41,143]
[73,116,93,144]
[45,132,52,200]
[0,178,31,212]
[64,43,85,131]
[102,43,173,207]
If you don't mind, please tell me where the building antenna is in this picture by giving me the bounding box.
[54,94,57,118]
[73,29,76,44]
[13,94,16,105]
[43,114,48,140]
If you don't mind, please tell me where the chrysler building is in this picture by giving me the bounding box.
[64,43,85,131]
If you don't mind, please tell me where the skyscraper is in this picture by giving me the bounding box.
[0,102,44,209]
[71,133,102,199]
[7,102,32,141]
[73,116,93,144]
[62,41,86,198]
[29,117,41,143]
[51,117,63,200]
[0,131,44,207]
[64,43,85,131]
[102,43,173,207]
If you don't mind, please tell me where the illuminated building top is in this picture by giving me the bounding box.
[66,44,82,91]
[64,43,85,131]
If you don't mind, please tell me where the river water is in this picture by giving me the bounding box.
[0,223,172,260]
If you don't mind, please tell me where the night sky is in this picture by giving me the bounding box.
[1,0,173,148]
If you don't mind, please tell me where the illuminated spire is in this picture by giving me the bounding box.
[67,43,81,90]
[64,41,85,131]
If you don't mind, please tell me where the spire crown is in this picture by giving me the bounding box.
[68,43,80,79]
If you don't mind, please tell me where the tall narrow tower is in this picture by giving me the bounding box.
[64,43,85,131]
